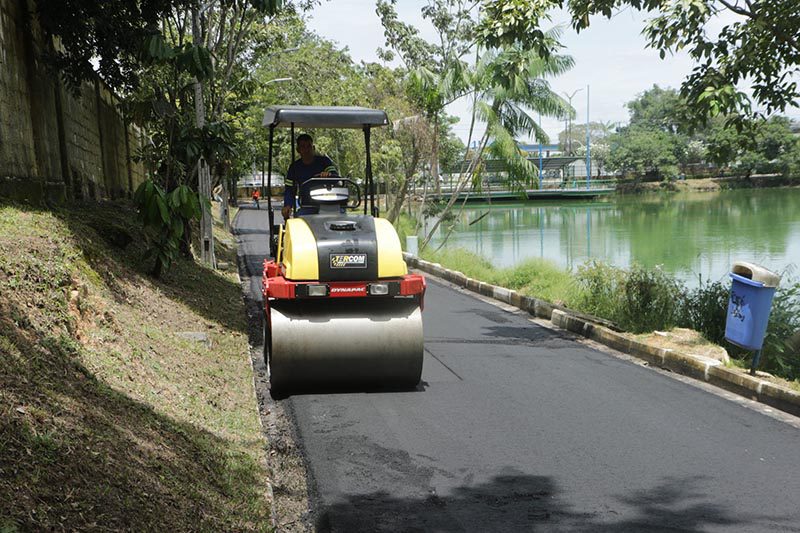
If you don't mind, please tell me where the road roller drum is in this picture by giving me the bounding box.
[266,299,423,392]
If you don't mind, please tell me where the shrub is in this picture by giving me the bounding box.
[133,180,201,278]
[679,277,730,345]
[494,258,579,305]
[619,264,684,332]
[574,261,626,325]
[761,281,800,380]
[575,261,683,333]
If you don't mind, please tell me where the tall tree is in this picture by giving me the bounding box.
[421,40,573,249]
[377,0,475,194]
[475,0,800,126]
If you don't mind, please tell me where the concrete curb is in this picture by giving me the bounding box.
[405,252,800,418]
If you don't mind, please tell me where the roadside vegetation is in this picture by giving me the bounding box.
[414,244,800,386]
[0,202,269,531]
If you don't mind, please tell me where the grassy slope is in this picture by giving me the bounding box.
[0,202,269,531]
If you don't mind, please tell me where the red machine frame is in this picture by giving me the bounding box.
[262,258,426,306]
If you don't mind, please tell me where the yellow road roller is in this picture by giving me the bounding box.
[261,105,425,395]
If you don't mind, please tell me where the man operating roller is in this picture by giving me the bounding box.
[281,133,338,218]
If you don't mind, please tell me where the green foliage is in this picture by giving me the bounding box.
[608,86,800,179]
[680,278,729,346]
[471,0,800,124]
[35,0,181,90]
[133,180,201,277]
[575,261,683,333]
[607,126,684,180]
[37,0,284,91]
[621,264,684,333]
[573,261,625,323]
[737,117,800,177]
[419,246,577,305]
[493,259,578,304]
[626,86,688,134]
[761,281,800,380]
[376,0,436,68]
[475,0,554,57]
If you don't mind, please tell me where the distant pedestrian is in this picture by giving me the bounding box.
[252,189,261,209]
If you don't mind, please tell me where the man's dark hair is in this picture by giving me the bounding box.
[296,133,313,144]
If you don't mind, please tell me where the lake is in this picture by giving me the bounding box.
[425,188,800,287]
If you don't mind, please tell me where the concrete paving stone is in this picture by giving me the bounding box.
[708,365,762,396]
[492,286,512,304]
[451,271,467,286]
[760,382,800,417]
[627,339,666,366]
[533,298,554,320]
[663,350,710,381]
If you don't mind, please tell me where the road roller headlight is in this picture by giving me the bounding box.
[306,284,329,297]
[369,283,389,296]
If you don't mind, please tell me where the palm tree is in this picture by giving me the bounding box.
[420,32,575,250]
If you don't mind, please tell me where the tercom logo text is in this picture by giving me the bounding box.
[330,253,367,268]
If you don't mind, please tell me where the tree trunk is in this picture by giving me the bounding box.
[386,175,411,223]
[431,116,440,196]
[181,220,192,258]
[420,130,489,251]
[193,3,215,266]
[221,177,231,231]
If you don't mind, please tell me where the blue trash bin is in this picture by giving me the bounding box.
[725,262,781,351]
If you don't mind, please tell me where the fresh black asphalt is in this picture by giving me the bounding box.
[234,206,800,532]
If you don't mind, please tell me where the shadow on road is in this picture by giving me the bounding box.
[315,470,770,532]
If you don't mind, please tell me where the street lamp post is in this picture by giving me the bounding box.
[586,84,591,189]
[562,89,584,155]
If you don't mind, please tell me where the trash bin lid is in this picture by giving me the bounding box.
[731,261,781,288]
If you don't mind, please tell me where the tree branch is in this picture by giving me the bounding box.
[717,0,800,52]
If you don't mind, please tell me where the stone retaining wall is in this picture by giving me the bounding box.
[0,0,146,204]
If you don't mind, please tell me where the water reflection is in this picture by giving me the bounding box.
[427,189,800,286]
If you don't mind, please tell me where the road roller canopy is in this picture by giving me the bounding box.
[262,105,390,129]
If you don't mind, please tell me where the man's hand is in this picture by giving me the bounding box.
[281,205,292,220]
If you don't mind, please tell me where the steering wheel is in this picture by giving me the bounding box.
[299,176,362,209]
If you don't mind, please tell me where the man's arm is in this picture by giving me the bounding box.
[320,156,338,176]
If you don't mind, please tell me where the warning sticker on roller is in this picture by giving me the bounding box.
[330,253,367,269]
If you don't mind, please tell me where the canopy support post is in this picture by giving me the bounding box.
[290,122,296,216]
[267,124,275,255]
[364,126,376,216]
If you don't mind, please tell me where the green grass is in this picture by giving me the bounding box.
[394,213,418,250]
[0,202,270,531]
[420,247,579,305]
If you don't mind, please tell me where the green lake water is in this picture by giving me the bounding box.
[426,188,800,286]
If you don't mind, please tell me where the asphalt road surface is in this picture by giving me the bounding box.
[234,206,800,532]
